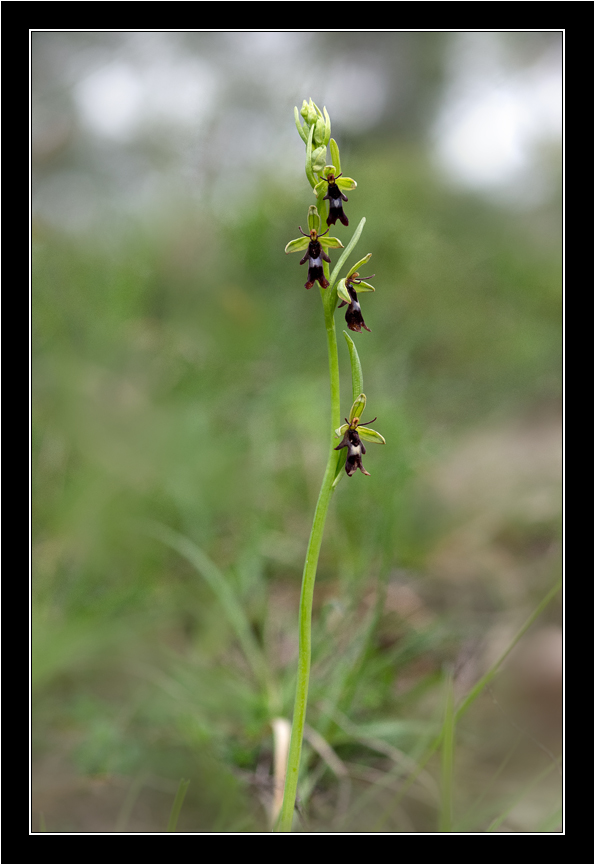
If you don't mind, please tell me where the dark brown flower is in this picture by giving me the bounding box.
[337,274,374,332]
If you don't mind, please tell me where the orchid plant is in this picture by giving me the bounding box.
[276,100,385,832]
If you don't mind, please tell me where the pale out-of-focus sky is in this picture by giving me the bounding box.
[32,31,562,231]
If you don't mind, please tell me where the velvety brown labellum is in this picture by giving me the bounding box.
[337,280,371,332]
[323,174,349,227]
[334,426,370,476]
[300,238,331,289]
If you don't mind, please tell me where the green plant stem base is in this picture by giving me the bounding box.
[276,287,341,832]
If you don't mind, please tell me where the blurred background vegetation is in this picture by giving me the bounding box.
[32,31,562,833]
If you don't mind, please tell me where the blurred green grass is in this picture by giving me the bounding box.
[32,144,561,832]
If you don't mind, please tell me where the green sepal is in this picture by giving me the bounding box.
[337,279,351,304]
[358,427,386,445]
[329,138,341,177]
[335,423,349,438]
[313,178,329,197]
[336,176,357,191]
[284,236,310,255]
[349,393,367,423]
[346,254,373,279]
[320,236,344,250]
[353,280,375,293]
[307,205,321,233]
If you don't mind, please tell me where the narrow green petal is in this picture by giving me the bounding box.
[284,237,310,254]
[349,393,366,423]
[320,236,344,250]
[358,427,386,445]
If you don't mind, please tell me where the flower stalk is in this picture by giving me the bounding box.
[277,100,384,831]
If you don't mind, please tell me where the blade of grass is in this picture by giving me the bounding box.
[318,700,439,801]
[536,805,562,832]
[454,577,562,723]
[143,521,278,712]
[167,778,190,832]
[115,771,148,832]
[486,761,558,832]
[370,577,562,831]
[439,671,455,832]
[453,730,524,831]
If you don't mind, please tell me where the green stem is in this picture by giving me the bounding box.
[276,264,340,833]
